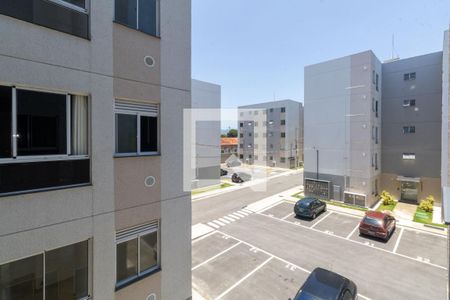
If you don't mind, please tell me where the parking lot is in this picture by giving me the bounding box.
[192,200,448,300]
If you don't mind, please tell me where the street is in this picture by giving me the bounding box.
[192,171,303,225]
[192,175,448,300]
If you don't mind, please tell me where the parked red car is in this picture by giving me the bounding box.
[359,211,396,241]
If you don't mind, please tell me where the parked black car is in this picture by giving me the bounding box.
[292,268,358,300]
[231,172,251,183]
[220,169,228,176]
[294,197,326,219]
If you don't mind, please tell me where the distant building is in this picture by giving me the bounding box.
[221,137,238,163]
[305,46,444,207]
[192,79,221,188]
[238,100,304,169]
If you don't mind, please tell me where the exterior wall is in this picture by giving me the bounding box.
[238,99,303,169]
[221,144,238,163]
[0,1,116,299]
[191,79,221,188]
[159,0,192,299]
[442,30,449,187]
[116,272,161,300]
[382,52,442,201]
[304,51,381,206]
[382,173,441,204]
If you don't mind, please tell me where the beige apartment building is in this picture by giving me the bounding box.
[0,1,191,300]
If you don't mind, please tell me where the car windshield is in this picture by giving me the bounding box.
[363,216,382,226]
[298,201,313,208]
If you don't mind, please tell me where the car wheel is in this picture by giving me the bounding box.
[312,213,316,219]
[323,206,327,212]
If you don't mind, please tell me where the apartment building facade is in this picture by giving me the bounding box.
[304,51,382,207]
[0,1,191,300]
[221,137,238,163]
[238,100,304,169]
[382,52,442,203]
[305,47,443,208]
[191,79,221,188]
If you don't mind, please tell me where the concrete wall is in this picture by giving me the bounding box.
[191,79,221,188]
[0,1,117,299]
[442,30,449,187]
[159,0,192,299]
[304,51,381,206]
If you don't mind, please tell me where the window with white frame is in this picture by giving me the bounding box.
[0,240,89,300]
[0,86,88,160]
[403,99,416,107]
[116,222,159,287]
[114,100,159,155]
[115,0,160,36]
[403,153,416,160]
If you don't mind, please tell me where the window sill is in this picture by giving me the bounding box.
[115,267,161,292]
[113,21,160,39]
[0,183,92,198]
[114,153,161,158]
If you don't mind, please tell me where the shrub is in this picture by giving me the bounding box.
[419,195,435,213]
[380,191,395,205]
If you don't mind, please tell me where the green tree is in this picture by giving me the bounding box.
[227,129,238,137]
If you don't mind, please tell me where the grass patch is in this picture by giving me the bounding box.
[413,207,447,228]
[292,192,304,198]
[192,183,233,195]
[376,201,398,212]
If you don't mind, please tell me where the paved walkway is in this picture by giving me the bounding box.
[393,202,417,221]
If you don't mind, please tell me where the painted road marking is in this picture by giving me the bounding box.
[310,211,333,229]
[223,216,236,222]
[393,227,405,253]
[192,241,242,271]
[208,222,220,229]
[213,220,226,226]
[238,210,249,216]
[215,257,274,300]
[214,230,372,300]
[230,213,241,219]
[281,212,294,220]
[219,218,230,224]
[346,223,361,240]
[234,211,246,217]
[256,213,448,270]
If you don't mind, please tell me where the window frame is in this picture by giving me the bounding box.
[114,108,159,157]
[0,239,91,300]
[115,222,160,289]
[48,0,90,14]
[114,0,161,37]
[0,86,89,165]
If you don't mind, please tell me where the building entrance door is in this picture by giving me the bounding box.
[401,181,418,203]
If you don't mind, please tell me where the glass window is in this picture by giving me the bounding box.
[61,0,87,9]
[116,114,137,153]
[115,0,159,36]
[281,132,286,138]
[141,116,158,152]
[0,86,12,158]
[281,120,286,125]
[140,232,158,272]
[45,241,88,300]
[17,90,67,156]
[116,239,138,283]
[0,254,43,300]
[281,107,286,112]
[115,0,137,28]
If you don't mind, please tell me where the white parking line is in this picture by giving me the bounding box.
[192,241,242,271]
[192,230,218,243]
[219,218,231,224]
[256,213,448,270]
[310,211,333,229]
[215,230,372,300]
[393,227,405,253]
[215,256,274,300]
[346,223,360,240]
[208,222,220,229]
[281,212,294,220]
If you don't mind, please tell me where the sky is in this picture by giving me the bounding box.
[192,0,450,129]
